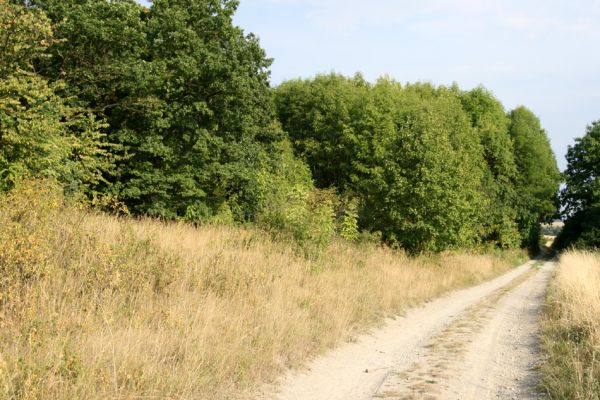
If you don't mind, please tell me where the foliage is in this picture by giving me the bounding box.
[555,120,600,250]
[3,0,561,253]
[554,206,600,250]
[458,87,521,248]
[508,106,561,253]
[0,73,70,190]
[366,83,487,252]
[0,0,54,76]
[0,0,114,193]
[339,198,360,241]
[561,121,600,215]
[256,141,343,250]
[274,73,373,191]
[34,0,282,221]
[275,75,494,252]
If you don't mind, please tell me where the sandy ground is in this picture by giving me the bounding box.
[258,260,554,400]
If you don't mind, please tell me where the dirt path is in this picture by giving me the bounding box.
[259,260,554,400]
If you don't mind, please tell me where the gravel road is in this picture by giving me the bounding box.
[260,260,554,400]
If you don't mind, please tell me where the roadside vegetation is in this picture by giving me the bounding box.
[553,120,600,251]
[1,1,567,399]
[1,0,560,253]
[543,118,600,398]
[0,181,527,399]
[541,251,600,399]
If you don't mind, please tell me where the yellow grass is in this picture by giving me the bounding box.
[541,251,600,398]
[0,182,526,399]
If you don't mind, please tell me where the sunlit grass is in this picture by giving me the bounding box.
[0,181,526,399]
[541,250,600,398]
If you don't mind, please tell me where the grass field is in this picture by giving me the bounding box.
[0,182,526,399]
[541,251,600,399]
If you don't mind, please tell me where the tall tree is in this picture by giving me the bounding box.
[459,87,520,248]
[276,76,488,252]
[554,120,600,250]
[363,84,486,252]
[561,120,600,215]
[0,0,110,192]
[508,106,561,252]
[36,0,283,220]
[274,73,373,192]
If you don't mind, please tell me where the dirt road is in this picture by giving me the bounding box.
[261,260,554,400]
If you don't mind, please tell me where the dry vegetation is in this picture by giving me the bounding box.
[0,181,527,399]
[541,251,600,399]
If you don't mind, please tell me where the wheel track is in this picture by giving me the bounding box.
[259,260,548,400]
[373,261,554,400]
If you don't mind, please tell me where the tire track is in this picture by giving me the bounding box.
[373,261,554,400]
[259,261,542,400]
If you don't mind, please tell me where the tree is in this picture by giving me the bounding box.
[459,87,520,248]
[274,73,373,192]
[36,0,284,221]
[0,0,111,192]
[363,84,486,252]
[554,120,600,250]
[508,106,561,252]
[276,76,488,252]
[561,121,600,215]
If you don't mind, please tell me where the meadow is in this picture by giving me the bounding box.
[541,251,600,399]
[0,182,526,399]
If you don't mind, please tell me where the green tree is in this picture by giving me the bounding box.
[459,87,520,248]
[363,84,486,252]
[36,0,283,220]
[274,73,374,192]
[561,121,600,215]
[554,120,600,250]
[0,0,111,192]
[508,106,561,252]
[276,76,488,252]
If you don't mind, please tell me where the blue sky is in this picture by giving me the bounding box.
[140,0,600,170]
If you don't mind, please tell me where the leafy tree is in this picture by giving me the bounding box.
[553,205,600,250]
[561,121,600,215]
[508,106,561,252]
[0,0,111,192]
[4,0,561,253]
[459,87,520,248]
[554,120,600,250]
[36,0,283,220]
[363,84,486,252]
[276,76,488,252]
[274,73,373,192]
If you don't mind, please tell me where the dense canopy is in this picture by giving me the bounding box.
[1,0,561,253]
[554,121,600,250]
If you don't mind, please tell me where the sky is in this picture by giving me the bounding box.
[140,0,600,170]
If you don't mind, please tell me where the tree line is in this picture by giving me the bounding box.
[0,0,561,253]
[554,121,600,250]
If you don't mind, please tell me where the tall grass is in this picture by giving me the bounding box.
[0,181,526,399]
[541,251,600,399]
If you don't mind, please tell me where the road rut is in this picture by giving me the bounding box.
[260,260,553,400]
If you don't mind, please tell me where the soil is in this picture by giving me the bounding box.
[258,260,554,400]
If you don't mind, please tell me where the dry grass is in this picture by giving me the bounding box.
[0,181,527,399]
[541,251,600,399]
